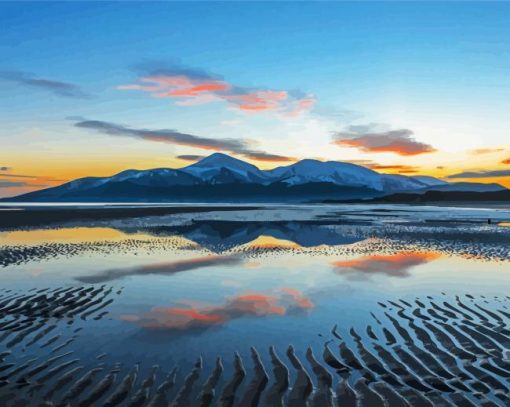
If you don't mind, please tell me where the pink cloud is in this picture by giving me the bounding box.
[333,128,436,156]
[282,97,317,117]
[121,288,314,331]
[226,90,288,111]
[119,66,314,116]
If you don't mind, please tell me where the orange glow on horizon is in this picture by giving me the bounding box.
[3,150,510,198]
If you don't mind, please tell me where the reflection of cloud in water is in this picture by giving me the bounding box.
[76,255,242,283]
[121,288,313,332]
[333,251,440,278]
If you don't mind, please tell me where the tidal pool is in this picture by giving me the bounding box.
[1,204,510,405]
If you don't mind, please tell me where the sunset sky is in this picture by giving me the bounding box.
[1,2,510,197]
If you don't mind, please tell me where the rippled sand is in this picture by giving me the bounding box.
[1,204,510,406]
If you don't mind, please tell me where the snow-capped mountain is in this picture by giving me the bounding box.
[4,153,506,202]
[267,159,385,190]
[410,175,449,187]
[181,153,271,184]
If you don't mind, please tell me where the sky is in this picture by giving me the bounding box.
[1,1,510,197]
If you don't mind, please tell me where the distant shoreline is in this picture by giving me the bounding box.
[0,204,261,229]
[1,201,510,230]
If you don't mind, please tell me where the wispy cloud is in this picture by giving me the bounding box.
[121,288,313,332]
[0,180,48,189]
[118,62,315,116]
[0,173,39,179]
[470,148,504,155]
[176,154,206,162]
[0,70,91,99]
[0,167,65,189]
[0,180,27,188]
[241,151,296,162]
[333,125,436,156]
[0,168,65,182]
[447,169,510,179]
[75,120,246,151]
[366,164,419,174]
[74,119,295,162]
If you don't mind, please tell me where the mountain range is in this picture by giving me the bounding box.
[3,153,507,202]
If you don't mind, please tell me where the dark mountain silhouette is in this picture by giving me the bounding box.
[2,153,506,203]
[346,189,510,204]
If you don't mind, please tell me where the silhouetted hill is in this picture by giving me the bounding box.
[333,189,510,204]
[2,153,506,203]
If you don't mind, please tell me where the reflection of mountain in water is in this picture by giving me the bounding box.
[121,220,366,251]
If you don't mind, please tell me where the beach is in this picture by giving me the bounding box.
[0,203,510,406]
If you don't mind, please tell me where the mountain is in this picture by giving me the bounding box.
[181,153,271,184]
[358,189,510,204]
[410,176,449,187]
[418,182,506,193]
[2,153,507,203]
[267,159,384,189]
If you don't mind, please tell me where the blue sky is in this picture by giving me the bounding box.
[1,2,510,196]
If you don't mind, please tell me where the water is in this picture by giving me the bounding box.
[1,203,510,405]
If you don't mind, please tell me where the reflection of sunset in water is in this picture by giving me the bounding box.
[0,227,154,246]
[122,288,314,332]
[499,222,510,227]
[333,251,441,277]
[243,235,301,249]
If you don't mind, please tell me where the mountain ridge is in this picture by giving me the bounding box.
[3,153,507,202]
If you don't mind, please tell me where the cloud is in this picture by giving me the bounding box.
[74,119,295,162]
[333,125,436,156]
[75,255,242,284]
[502,158,510,165]
[0,180,47,188]
[345,159,377,167]
[0,173,38,179]
[177,154,206,162]
[121,288,313,332]
[241,151,296,162]
[447,169,510,179]
[365,164,420,174]
[471,148,504,155]
[118,62,315,116]
[0,171,66,182]
[0,167,10,171]
[0,180,27,188]
[333,251,440,279]
[0,70,91,98]
[75,119,246,151]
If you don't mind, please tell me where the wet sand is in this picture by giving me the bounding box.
[1,205,510,405]
[0,204,260,229]
[1,287,510,406]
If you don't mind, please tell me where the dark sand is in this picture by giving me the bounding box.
[1,287,510,406]
[0,205,260,229]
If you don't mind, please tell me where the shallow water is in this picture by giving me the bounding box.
[1,204,510,405]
